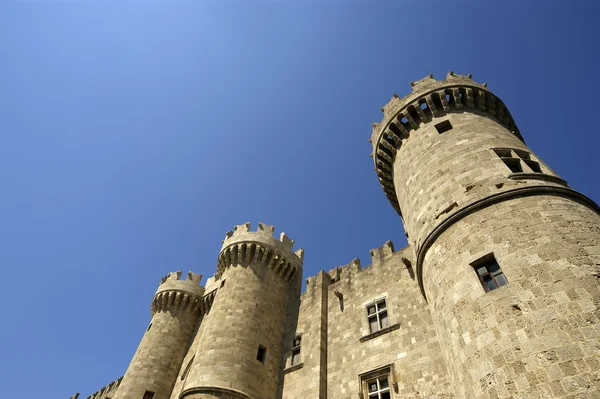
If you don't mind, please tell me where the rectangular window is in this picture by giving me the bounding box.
[257,345,267,363]
[367,300,389,333]
[473,254,508,292]
[367,376,391,399]
[435,119,453,133]
[492,148,543,174]
[143,391,155,399]
[291,336,301,366]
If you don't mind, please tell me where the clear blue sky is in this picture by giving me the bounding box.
[1,1,598,397]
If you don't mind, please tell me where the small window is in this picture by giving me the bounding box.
[146,323,152,332]
[367,300,389,333]
[523,160,542,173]
[472,254,508,292]
[257,345,267,363]
[492,148,543,174]
[435,120,453,133]
[367,376,392,399]
[143,391,155,399]
[503,158,523,173]
[291,335,301,366]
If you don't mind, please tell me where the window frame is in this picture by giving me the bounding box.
[471,254,508,292]
[358,364,396,399]
[492,148,544,174]
[142,391,155,399]
[290,335,302,366]
[366,375,391,399]
[366,299,389,333]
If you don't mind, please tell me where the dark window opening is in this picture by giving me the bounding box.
[146,323,152,332]
[492,148,512,158]
[291,336,301,366]
[513,149,530,160]
[473,254,508,292]
[257,345,267,363]
[435,120,453,134]
[367,300,389,333]
[492,148,543,174]
[143,391,155,399]
[220,279,226,288]
[524,160,542,173]
[503,158,523,173]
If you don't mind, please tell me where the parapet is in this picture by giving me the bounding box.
[218,222,304,284]
[370,72,523,217]
[85,376,122,399]
[370,240,395,266]
[151,270,206,315]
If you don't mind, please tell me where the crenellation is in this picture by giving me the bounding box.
[73,73,600,399]
[370,240,395,266]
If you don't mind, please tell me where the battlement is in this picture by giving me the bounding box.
[369,240,395,266]
[151,270,206,316]
[84,376,122,399]
[156,270,204,295]
[218,222,303,283]
[370,72,523,217]
[305,240,406,290]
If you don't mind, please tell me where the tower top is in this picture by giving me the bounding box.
[218,222,303,283]
[370,72,522,217]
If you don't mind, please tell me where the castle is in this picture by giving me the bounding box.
[71,72,600,399]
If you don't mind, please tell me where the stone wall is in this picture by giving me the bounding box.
[282,243,454,399]
[423,195,600,398]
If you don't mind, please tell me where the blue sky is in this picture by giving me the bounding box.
[1,1,599,397]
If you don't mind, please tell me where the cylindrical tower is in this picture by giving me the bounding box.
[181,222,303,399]
[114,271,205,399]
[371,72,600,398]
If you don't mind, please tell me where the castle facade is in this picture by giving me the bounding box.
[72,73,600,399]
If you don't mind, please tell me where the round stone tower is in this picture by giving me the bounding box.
[371,72,600,398]
[114,271,205,399]
[180,222,303,399]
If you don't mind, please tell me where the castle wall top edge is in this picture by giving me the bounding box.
[303,241,411,293]
[370,71,488,145]
[220,222,304,265]
[155,270,205,297]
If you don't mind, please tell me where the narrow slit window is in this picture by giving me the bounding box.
[435,120,452,134]
[181,356,194,380]
[257,345,267,363]
[146,323,152,332]
[367,299,389,333]
[473,254,508,292]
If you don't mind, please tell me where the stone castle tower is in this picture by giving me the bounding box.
[72,73,600,399]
